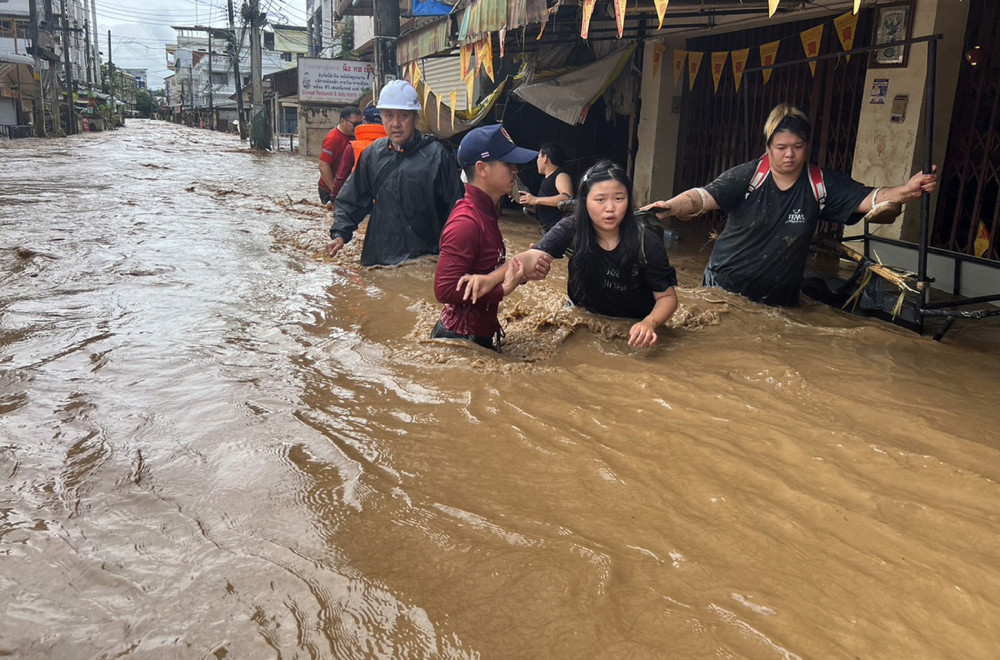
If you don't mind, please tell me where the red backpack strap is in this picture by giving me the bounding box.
[808,164,826,210]
[746,153,770,198]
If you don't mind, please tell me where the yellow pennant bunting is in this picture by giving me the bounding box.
[422,79,431,110]
[464,69,476,107]
[537,20,546,40]
[581,0,597,39]
[450,91,457,131]
[687,51,704,91]
[711,51,728,93]
[411,61,422,90]
[800,24,824,76]
[654,0,669,30]
[614,0,628,39]
[673,49,687,87]
[652,43,666,78]
[768,0,780,18]
[435,90,442,124]
[760,39,780,85]
[975,221,991,258]
[460,43,473,78]
[731,48,749,92]
[834,12,859,62]
[478,37,494,82]
[854,0,861,14]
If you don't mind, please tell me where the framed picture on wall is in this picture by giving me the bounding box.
[870,2,914,68]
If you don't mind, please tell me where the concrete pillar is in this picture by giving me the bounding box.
[851,0,969,242]
[633,37,686,206]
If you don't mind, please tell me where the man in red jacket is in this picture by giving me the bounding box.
[432,124,543,351]
[317,106,361,207]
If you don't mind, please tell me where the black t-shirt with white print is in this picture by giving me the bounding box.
[536,217,678,320]
[703,159,873,307]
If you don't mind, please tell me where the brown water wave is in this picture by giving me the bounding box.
[1,121,999,659]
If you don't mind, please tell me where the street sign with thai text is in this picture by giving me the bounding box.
[297,58,375,105]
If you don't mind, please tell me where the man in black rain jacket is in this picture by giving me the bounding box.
[327,80,464,267]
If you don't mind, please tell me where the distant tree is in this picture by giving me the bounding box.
[135,90,154,118]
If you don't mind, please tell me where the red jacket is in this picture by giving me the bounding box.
[434,184,507,337]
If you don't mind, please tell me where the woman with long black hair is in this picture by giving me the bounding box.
[524,159,679,347]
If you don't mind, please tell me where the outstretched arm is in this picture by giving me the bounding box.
[456,249,553,304]
[628,287,679,348]
[519,173,574,208]
[639,188,720,221]
[855,165,938,218]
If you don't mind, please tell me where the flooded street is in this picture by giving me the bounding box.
[2,120,1000,658]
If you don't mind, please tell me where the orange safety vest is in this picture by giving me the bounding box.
[352,124,388,172]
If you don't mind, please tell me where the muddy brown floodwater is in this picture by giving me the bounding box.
[1,120,999,659]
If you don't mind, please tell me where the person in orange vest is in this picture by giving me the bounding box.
[331,105,388,195]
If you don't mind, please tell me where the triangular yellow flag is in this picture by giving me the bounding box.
[435,91,442,125]
[834,12,859,62]
[768,0,780,18]
[687,51,703,91]
[654,0,669,30]
[464,69,475,107]
[449,91,457,131]
[581,0,597,39]
[711,51,728,93]
[760,40,780,85]
[460,43,473,78]
[614,0,628,39]
[411,61,422,90]
[854,0,861,14]
[800,24,824,76]
[478,37,494,82]
[652,43,666,77]
[975,221,991,258]
[673,49,687,87]
[422,79,431,110]
[731,48,749,93]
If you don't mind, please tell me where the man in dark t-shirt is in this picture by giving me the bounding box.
[640,103,938,307]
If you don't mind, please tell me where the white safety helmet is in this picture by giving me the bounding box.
[376,79,422,112]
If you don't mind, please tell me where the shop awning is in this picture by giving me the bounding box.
[418,77,508,140]
[513,45,635,125]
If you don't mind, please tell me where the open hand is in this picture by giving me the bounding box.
[639,200,673,221]
[628,320,659,348]
[326,237,345,257]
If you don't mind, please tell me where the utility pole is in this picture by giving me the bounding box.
[28,0,46,137]
[107,30,115,122]
[45,0,61,134]
[208,32,214,130]
[227,0,246,140]
[60,0,75,134]
[89,0,99,86]
[84,19,93,90]
[249,0,263,118]
[372,0,400,91]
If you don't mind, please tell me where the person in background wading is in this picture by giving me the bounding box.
[317,106,361,208]
[327,80,464,267]
[432,125,550,352]
[640,103,938,307]
[496,160,679,348]
[518,142,574,234]
[331,104,387,197]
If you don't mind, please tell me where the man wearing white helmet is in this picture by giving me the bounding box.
[327,79,464,267]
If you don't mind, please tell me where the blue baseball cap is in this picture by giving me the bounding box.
[363,105,381,123]
[457,124,537,168]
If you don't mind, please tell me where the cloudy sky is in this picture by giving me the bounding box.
[95,0,309,90]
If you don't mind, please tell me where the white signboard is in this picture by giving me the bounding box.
[298,58,375,105]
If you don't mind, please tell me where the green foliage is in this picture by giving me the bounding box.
[135,90,155,118]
